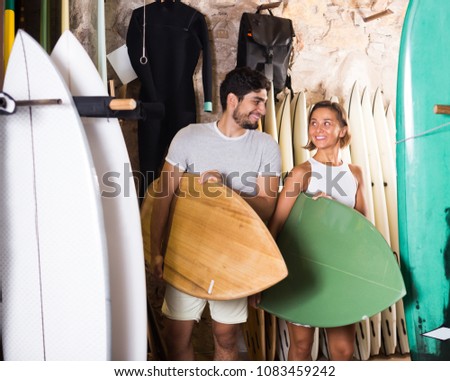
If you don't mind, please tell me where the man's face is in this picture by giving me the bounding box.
[232,89,268,130]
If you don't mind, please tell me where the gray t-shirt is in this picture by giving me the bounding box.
[166,122,281,195]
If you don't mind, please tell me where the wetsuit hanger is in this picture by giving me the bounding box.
[141,0,148,65]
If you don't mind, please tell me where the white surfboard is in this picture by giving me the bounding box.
[362,87,397,356]
[51,31,147,361]
[346,82,375,360]
[372,88,405,355]
[276,91,294,181]
[354,317,371,361]
[265,312,277,361]
[347,82,375,224]
[373,89,399,253]
[385,103,397,161]
[394,298,410,354]
[97,0,107,86]
[291,91,310,165]
[383,103,409,355]
[0,30,110,360]
[330,95,352,164]
[263,81,278,143]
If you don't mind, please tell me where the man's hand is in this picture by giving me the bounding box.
[248,293,261,309]
[199,170,224,184]
[151,254,164,280]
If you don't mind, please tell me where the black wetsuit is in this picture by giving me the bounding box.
[127,0,212,197]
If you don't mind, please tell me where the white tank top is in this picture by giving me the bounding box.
[306,158,357,208]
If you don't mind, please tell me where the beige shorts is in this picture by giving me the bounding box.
[162,284,248,324]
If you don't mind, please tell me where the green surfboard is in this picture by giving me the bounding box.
[397,0,450,360]
[260,193,405,328]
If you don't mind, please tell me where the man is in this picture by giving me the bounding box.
[150,67,281,360]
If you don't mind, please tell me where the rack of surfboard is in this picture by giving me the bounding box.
[0,30,147,360]
[251,81,409,361]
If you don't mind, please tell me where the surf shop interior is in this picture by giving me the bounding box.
[2,0,449,362]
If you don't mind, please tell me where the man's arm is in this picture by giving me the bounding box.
[239,175,280,222]
[150,161,183,279]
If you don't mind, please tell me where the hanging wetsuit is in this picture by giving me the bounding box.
[127,0,212,198]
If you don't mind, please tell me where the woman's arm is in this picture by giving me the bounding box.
[268,162,311,239]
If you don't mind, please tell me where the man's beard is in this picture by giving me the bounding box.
[232,108,259,130]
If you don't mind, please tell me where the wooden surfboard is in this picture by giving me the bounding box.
[141,174,287,300]
[51,31,148,361]
[0,30,110,360]
[396,0,450,359]
[362,87,397,356]
[242,309,277,361]
[242,308,266,361]
[259,193,406,328]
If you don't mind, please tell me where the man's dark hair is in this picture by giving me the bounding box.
[219,67,271,110]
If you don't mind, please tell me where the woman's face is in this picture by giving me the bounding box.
[308,107,347,149]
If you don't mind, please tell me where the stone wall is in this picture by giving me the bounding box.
[72,0,409,173]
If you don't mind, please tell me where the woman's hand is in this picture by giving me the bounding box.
[312,191,333,201]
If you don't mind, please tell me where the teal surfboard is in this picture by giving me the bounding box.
[396,0,450,360]
[260,193,405,328]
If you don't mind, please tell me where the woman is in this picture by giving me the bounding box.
[268,100,368,360]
